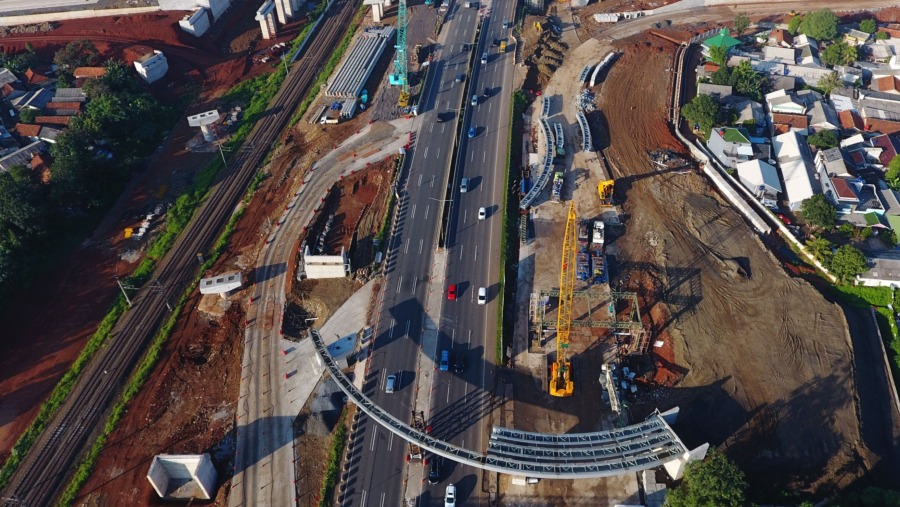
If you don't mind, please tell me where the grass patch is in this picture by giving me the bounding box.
[827,284,893,308]
[318,410,348,507]
[289,4,367,126]
[0,297,127,491]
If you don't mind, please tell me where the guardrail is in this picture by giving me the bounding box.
[310,330,690,478]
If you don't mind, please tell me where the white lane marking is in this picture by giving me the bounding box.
[483,151,486,162]
[404,238,410,254]
[423,147,429,159]
[406,320,411,336]
[441,124,446,133]
[459,244,464,260]
[362,490,367,507]
[470,151,474,161]
[463,209,467,224]
[413,276,418,293]
[468,329,472,346]
[425,205,430,220]
[380,371,387,392]
[431,176,435,188]
[447,383,451,403]
[474,245,478,261]
[390,319,396,338]
[430,122,434,133]
[411,204,417,219]
[418,174,423,186]
[436,147,441,158]
[380,492,386,507]
[388,431,394,451]
[489,102,492,113]
[419,239,424,255]
[396,276,403,293]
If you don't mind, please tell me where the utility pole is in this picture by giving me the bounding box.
[116,276,133,308]
[155,280,173,312]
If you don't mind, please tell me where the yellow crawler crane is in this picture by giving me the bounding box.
[550,202,576,397]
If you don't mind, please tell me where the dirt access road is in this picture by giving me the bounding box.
[596,31,893,497]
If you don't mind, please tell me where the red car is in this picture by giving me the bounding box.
[776,213,792,225]
[447,284,457,301]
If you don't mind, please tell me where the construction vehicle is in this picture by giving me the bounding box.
[551,172,564,202]
[550,202,577,397]
[597,179,614,206]
[577,219,589,244]
[592,220,604,246]
[576,251,590,282]
[592,250,606,284]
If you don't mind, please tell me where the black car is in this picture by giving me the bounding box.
[483,87,491,98]
[428,457,442,485]
[492,38,500,46]
[454,353,466,373]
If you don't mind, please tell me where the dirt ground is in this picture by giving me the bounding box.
[506,15,885,501]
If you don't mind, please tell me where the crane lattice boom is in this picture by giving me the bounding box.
[551,202,576,397]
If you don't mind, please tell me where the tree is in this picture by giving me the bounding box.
[882,229,898,248]
[710,65,731,86]
[788,15,803,36]
[800,194,836,229]
[821,41,858,67]
[18,108,37,123]
[859,19,877,34]
[681,93,720,135]
[875,31,889,41]
[730,60,766,101]
[665,448,746,507]
[817,71,842,95]
[830,244,868,282]
[838,223,855,238]
[52,39,100,70]
[799,9,839,41]
[886,156,900,191]
[860,226,874,240]
[709,44,729,66]
[808,130,839,149]
[733,13,750,35]
[806,235,833,264]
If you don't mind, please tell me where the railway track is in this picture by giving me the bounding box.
[0,0,357,504]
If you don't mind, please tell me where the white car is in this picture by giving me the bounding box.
[478,207,486,220]
[477,287,487,305]
[444,484,457,507]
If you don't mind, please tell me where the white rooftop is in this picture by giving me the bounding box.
[199,272,242,294]
[736,159,782,193]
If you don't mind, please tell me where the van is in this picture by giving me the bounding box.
[481,52,488,65]
[471,95,478,107]
[439,350,450,371]
[385,374,397,393]
[460,177,469,193]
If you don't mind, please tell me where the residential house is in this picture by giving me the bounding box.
[830,87,859,112]
[866,118,900,135]
[843,28,871,46]
[878,187,900,231]
[701,28,742,58]
[795,89,824,106]
[707,127,756,168]
[784,64,834,87]
[816,147,854,178]
[768,28,794,48]
[697,83,733,101]
[0,68,17,87]
[696,62,721,80]
[771,112,809,135]
[773,130,818,210]
[0,140,42,172]
[872,75,900,95]
[53,87,87,103]
[766,89,805,114]
[808,101,841,132]
[736,158,782,207]
[34,116,71,127]
[866,42,894,63]
[838,109,865,133]
[871,134,900,167]
[44,102,82,116]
[723,96,766,127]
[11,88,53,110]
[13,123,41,140]
[762,45,796,64]
[857,251,900,287]
[23,68,50,87]
[769,75,796,92]
[833,65,862,86]
[0,68,25,100]
[794,34,821,66]
[820,175,861,213]
[38,126,61,144]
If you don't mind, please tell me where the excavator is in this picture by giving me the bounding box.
[550,202,576,397]
[597,179,614,206]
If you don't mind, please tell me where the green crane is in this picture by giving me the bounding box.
[390,0,409,107]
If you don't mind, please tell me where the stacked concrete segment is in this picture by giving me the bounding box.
[576,111,591,151]
[589,51,617,88]
[326,26,395,98]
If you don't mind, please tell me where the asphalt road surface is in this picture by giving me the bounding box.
[342,3,484,507]
[0,0,356,504]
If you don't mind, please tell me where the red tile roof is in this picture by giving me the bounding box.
[866,118,900,135]
[24,68,49,86]
[831,178,858,200]
[34,116,70,126]
[45,102,82,111]
[13,123,41,137]
[72,67,106,79]
[872,134,900,166]
[872,76,900,94]
[772,113,809,129]
[839,109,865,131]
[770,29,794,46]
[31,154,51,184]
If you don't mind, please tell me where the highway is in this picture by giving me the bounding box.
[425,0,516,502]
[343,0,517,505]
[0,0,357,504]
[342,2,483,506]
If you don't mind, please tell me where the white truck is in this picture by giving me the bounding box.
[592,220,605,246]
